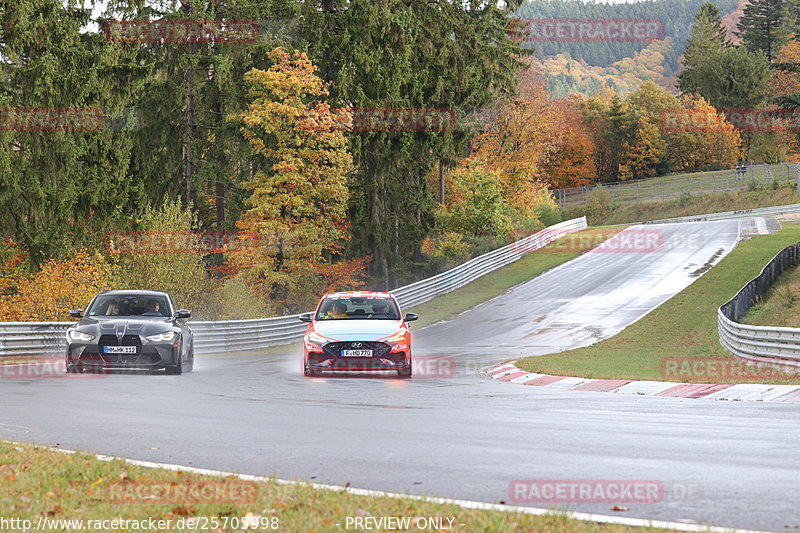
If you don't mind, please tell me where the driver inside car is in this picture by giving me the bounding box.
[369,303,391,318]
[323,301,349,319]
[143,300,163,316]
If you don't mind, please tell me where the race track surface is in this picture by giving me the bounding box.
[3,220,799,532]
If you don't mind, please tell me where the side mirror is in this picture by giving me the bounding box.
[404,313,418,322]
[298,312,313,323]
[175,309,192,319]
[69,309,83,318]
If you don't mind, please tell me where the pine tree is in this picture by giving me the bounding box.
[678,2,730,96]
[736,0,789,59]
[0,0,146,264]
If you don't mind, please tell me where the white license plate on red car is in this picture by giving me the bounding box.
[341,349,372,357]
[104,346,137,354]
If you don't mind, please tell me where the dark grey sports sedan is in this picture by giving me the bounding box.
[65,290,194,375]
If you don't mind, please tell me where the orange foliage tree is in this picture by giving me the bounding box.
[468,60,558,218]
[0,250,113,321]
[666,96,741,171]
[541,98,597,188]
[226,48,364,313]
[0,238,26,296]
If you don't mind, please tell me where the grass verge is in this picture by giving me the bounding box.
[409,227,624,329]
[0,440,676,533]
[516,223,800,384]
[741,261,800,327]
[566,186,799,227]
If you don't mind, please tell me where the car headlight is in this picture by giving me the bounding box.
[382,329,407,344]
[306,331,331,345]
[67,330,95,342]
[145,331,178,342]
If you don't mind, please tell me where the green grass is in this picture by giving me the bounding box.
[0,440,677,533]
[516,223,800,384]
[409,227,624,329]
[742,262,800,328]
[566,185,800,227]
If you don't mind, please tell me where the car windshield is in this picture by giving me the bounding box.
[316,297,400,320]
[86,294,171,317]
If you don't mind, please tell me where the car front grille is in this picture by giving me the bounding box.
[323,341,391,358]
[98,334,142,361]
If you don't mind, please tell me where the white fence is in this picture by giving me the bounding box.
[0,217,587,357]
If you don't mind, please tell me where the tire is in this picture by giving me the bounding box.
[304,366,320,377]
[184,348,194,373]
[165,352,183,375]
[397,357,412,378]
[66,364,81,374]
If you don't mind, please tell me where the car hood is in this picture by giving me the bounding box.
[312,320,403,342]
[74,317,176,337]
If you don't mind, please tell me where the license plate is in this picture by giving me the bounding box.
[341,349,372,358]
[104,346,137,354]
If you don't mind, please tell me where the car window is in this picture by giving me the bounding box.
[87,294,171,317]
[316,297,400,320]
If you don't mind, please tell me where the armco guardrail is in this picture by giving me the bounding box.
[718,241,800,368]
[0,217,586,357]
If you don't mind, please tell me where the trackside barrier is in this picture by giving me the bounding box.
[718,241,800,368]
[0,217,586,357]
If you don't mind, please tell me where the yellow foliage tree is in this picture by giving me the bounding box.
[469,60,557,221]
[0,250,113,321]
[226,48,355,313]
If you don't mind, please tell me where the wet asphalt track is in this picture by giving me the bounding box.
[3,220,800,532]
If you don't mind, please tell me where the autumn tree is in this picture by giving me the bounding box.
[541,98,597,188]
[666,96,741,171]
[226,48,354,313]
[0,250,113,322]
[621,117,666,179]
[469,61,557,220]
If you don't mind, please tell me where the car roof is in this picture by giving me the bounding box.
[97,290,170,297]
[323,291,395,299]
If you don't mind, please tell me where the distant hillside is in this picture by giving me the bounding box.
[541,38,675,98]
[516,0,740,71]
[720,0,747,44]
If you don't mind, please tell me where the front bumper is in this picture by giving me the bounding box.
[66,341,180,371]
[306,341,409,372]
